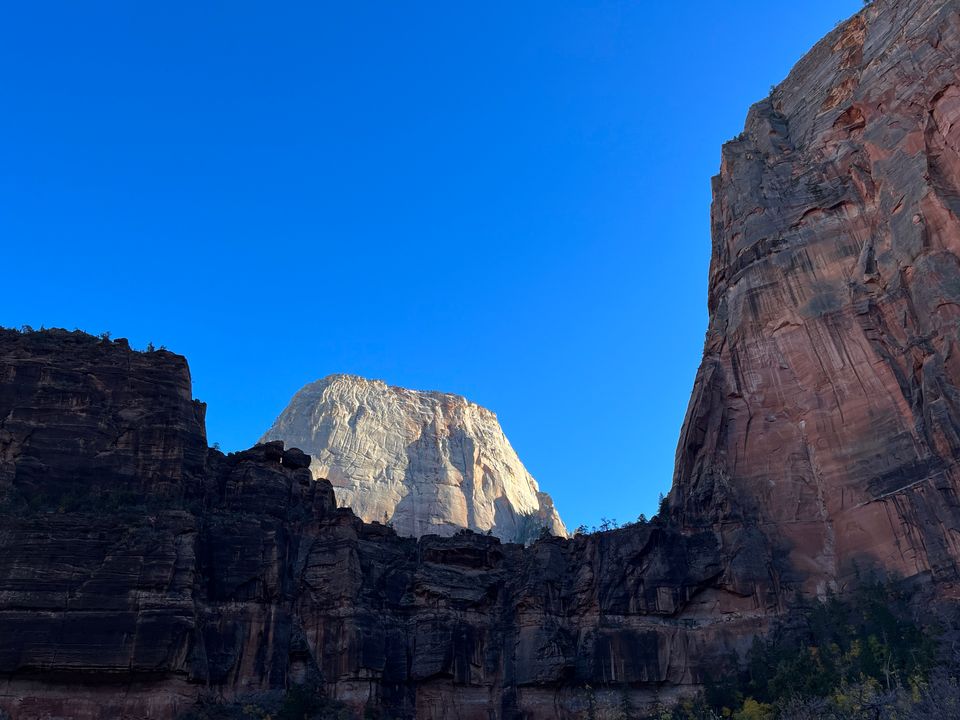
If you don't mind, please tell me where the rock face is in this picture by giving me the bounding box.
[673,0,960,596]
[0,329,770,720]
[260,374,566,542]
[0,330,336,720]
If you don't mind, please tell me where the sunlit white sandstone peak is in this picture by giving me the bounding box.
[260,374,566,542]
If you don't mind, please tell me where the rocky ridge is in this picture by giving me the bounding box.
[260,374,566,542]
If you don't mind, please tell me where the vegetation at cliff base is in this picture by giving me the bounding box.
[655,579,954,720]
[179,685,356,720]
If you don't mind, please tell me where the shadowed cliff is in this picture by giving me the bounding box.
[0,328,774,719]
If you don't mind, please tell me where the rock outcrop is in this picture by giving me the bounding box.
[673,0,960,596]
[260,374,566,542]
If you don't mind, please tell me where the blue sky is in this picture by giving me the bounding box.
[1,1,861,530]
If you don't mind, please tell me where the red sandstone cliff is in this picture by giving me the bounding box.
[674,0,960,597]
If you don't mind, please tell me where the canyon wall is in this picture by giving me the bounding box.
[0,330,771,719]
[673,0,960,597]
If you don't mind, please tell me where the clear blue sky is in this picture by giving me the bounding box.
[1,1,861,531]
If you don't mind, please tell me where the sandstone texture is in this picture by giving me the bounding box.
[673,0,960,596]
[261,374,566,542]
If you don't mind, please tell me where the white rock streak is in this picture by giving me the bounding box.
[261,374,566,542]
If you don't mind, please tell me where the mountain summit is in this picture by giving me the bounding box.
[260,374,566,542]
